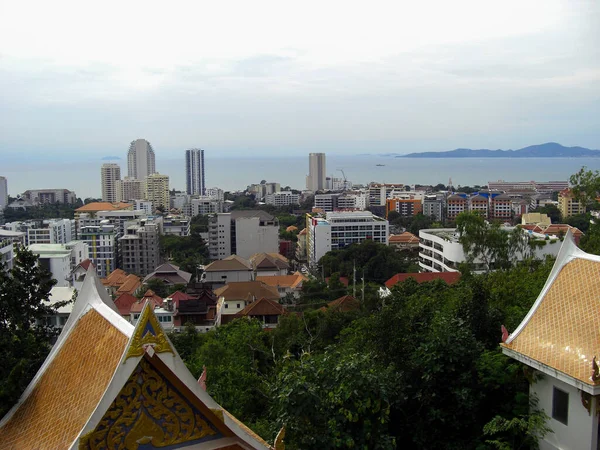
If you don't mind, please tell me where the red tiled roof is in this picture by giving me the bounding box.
[113,293,138,316]
[75,201,132,212]
[116,274,142,295]
[389,232,419,244]
[238,297,285,317]
[257,272,307,289]
[385,272,461,288]
[78,259,93,270]
[326,295,360,312]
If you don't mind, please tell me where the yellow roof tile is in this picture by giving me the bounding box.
[504,258,600,385]
[0,309,128,449]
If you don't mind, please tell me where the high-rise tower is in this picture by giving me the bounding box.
[100,163,121,203]
[185,149,205,195]
[127,139,156,180]
[306,153,326,192]
[0,176,7,210]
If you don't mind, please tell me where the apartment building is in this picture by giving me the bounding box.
[0,229,26,271]
[116,177,145,202]
[101,163,121,203]
[386,198,423,217]
[208,211,279,260]
[120,221,161,277]
[78,222,118,278]
[0,176,7,210]
[314,191,368,212]
[418,228,561,273]
[265,191,300,206]
[248,182,280,200]
[163,216,190,237]
[306,211,389,266]
[306,153,326,192]
[558,189,586,218]
[469,194,488,217]
[145,173,170,210]
[446,194,468,220]
[185,148,206,196]
[190,197,224,216]
[4,218,75,245]
[490,193,512,220]
[22,189,77,205]
[127,138,156,180]
[368,183,405,206]
[29,241,89,287]
[423,196,444,221]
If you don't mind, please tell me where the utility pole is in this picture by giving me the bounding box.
[362,269,365,302]
[353,260,356,298]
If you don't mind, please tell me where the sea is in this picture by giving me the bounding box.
[2,155,600,200]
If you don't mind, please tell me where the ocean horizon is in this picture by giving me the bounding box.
[2,155,599,200]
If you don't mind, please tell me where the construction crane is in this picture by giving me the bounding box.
[338,168,347,191]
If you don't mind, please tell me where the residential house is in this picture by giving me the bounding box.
[169,288,218,332]
[321,295,360,313]
[236,297,285,328]
[256,272,307,299]
[388,232,420,251]
[203,255,254,288]
[143,263,192,287]
[214,281,280,325]
[101,268,142,297]
[250,252,290,276]
[71,259,94,291]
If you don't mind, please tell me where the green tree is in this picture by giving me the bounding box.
[538,204,562,223]
[0,247,65,417]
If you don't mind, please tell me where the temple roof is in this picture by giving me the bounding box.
[0,268,275,449]
[502,230,600,390]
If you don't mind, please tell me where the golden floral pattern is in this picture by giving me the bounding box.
[79,359,220,449]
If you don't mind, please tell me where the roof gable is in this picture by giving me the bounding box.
[205,255,252,272]
[239,297,285,316]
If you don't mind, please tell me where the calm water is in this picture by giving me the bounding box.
[2,155,600,199]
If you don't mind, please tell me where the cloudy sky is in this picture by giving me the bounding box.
[0,0,598,160]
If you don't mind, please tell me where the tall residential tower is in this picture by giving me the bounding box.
[185,148,205,195]
[100,163,121,203]
[306,153,326,192]
[0,176,7,210]
[127,139,156,180]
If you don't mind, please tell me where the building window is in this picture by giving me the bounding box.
[225,304,229,308]
[237,303,240,308]
[552,387,569,425]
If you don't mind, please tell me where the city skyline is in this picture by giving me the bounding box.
[0,1,598,161]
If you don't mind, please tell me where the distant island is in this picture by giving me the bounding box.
[399,142,600,158]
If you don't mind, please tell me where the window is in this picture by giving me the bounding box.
[225,304,229,308]
[237,303,240,309]
[552,387,569,425]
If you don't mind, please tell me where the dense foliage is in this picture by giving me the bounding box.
[170,257,555,449]
[159,215,209,277]
[0,247,65,417]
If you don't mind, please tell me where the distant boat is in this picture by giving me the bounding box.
[376,164,386,167]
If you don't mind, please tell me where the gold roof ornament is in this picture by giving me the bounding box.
[125,301,174,360]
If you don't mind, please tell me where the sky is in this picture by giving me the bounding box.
[0,0,599,162]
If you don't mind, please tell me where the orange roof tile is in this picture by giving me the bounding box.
[389,232,420,244]
[101,268,128,287]
[256,272,307,289]
[238,297,285,316]
[385,272,461,288]
[75,201,133,212]
[214,281,280,302]
[0,309,128,449]
[504,257,600,386]
[115,274,141,295]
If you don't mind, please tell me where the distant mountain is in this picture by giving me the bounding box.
[399,143,600,158]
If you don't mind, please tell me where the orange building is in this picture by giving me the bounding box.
[386,198,423,218]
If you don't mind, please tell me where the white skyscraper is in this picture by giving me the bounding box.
[127,139,156,180]
[306,153,326,192]
[185,149,205,195]
[0,176,7,210]
[100,164,121,203]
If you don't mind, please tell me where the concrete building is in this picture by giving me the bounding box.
[206,187,225,201]
[4,218,75,245]
[306,211,389,266]
[490,193,512,221]
[190,197,223,216]
[248,182,280,200]
[134,200,153,215]
[558,188,586,218]
[29,241,89,287]
[0,176,7,210]
[265,191,300,206]
[423,196,444,222]
[145,173,169,210]
[185,148,205,196]
[203,255,254,288]
[418,228,561,273]
[120,221,161,277]
[171,192,190,210]
[488,180,569,193]
[325,176,351,191]
[101,163,121,203]
[386,198,423,217]
[127,138,155,180]
[116,177,145,202]
[306,153,326,192]
[368,183,405,206]
[0,229,26,271]
[502,233,600,450]
[446,194,468,220]
[22,189,77,205]
[208,211,279,260]
[163,216,190,236]
[78,222,118,278]
[314,191,368,212]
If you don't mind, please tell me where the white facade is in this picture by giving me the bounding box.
[185,148,205,196]
[0,176,7,210]
[29,241,89,287]
[306,211,389,266]
[368,183,405,206]
[0,230,26,271]
[419,228,562,273]
[127,139,156,180]
[134,200,153,215]
[27,219,75,245]
[306,153,326,192]
[208,212,279,260]
[190,197,223,216]
[101,163,121,203]
[206,187,224,201]
[265,191,300,206]
[163,216,190,237]
[78,222,118,278]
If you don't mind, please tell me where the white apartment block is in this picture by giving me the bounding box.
[190,197,224,216]
[209,211,279,260]
[163,216,190,237]
[79,210,149,236]
[171,193,190,210]
[368,183,406,206]
[0,230,26,271]
[306,153,326,192]
[4,219,75,245]
[116,177,146,202]
[127,139,156,180]
[418,228,561,273]
[22,189,77,205]
[248,182,280,200]
[101,163,121,203]
[306,211,389,266]
[206,187,225,201]
[0,176,7,210]
[29,241,89,287]
[145,173,170,210]
[265,191,300,206]
[314,191,368,212]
